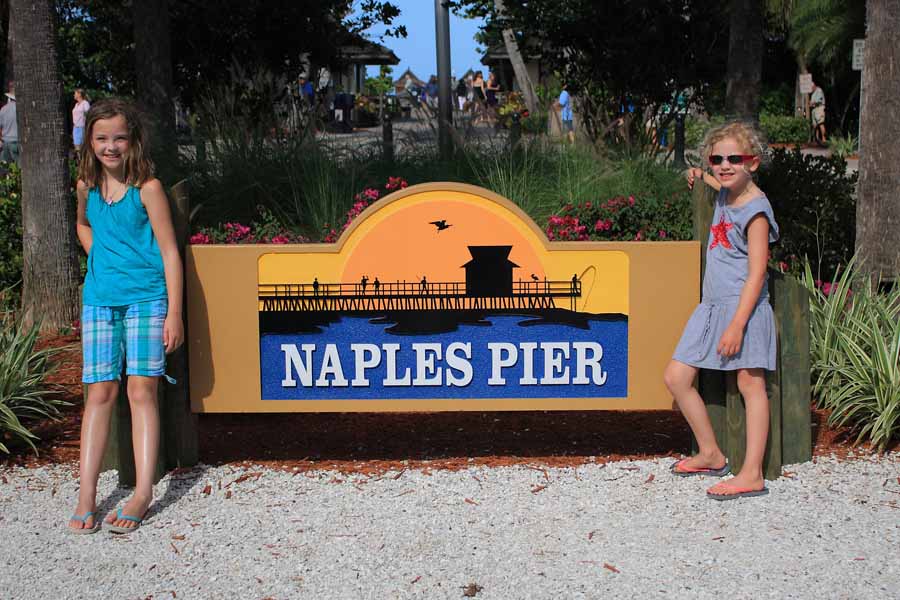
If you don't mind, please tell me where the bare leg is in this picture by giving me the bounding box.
[106,375,159,530]
[720,368,768,490]
[69,381,118,531]
[663,360,727,469]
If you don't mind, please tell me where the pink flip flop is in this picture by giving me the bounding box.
[670,458,731,478]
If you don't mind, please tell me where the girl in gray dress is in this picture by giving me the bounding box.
[664,121,779,501]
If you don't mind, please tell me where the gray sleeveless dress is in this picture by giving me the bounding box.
[673,189,780,371]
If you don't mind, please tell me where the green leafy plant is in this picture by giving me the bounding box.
[0,309,69,454]
[0,165,23,296]
[801,258,900,451]
[758,147,858,281]
[828,133,858,159]
[760,113,809,144]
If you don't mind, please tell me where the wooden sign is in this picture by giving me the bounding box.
[186,183,699,412]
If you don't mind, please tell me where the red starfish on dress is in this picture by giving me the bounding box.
[709,215,733,250]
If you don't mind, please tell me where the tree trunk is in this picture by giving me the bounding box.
[133,0,177,182]
[856,0,900,280]
[0,0,9,91]
[10,0,80,329]
[494,0,538,116]
[724,0,764,119]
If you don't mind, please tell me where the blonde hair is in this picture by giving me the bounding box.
[700,120,768,167]
[76,97,155,189]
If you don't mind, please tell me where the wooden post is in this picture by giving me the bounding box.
[99,180,198,486]
[772,271,812,466]
[161,180,199,471]
[382,113,394,164]
[691,180,811,477]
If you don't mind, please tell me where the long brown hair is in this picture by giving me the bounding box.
[76,98,155,188]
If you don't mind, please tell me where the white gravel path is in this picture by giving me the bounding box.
[1,453,898,600]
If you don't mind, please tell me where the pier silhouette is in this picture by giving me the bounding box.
[259,278,581,313]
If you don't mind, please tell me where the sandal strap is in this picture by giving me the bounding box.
[116,508,143,524]
[70,511,95,522]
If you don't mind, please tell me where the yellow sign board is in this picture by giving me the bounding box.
[186,182,698,412]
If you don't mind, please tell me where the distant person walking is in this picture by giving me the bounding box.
[472,71,487,124]
[809,78,826,147]
[558,84,575,144]
[485,72,500,123]
[0,84,19,165]
[72,89,91,149]
[456,77,468,111]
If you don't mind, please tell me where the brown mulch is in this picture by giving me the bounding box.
[1,335,890,475]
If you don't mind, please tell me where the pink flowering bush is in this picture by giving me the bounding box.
[323,177,408,243]
[546,191,691,242]
[190,206,309,245]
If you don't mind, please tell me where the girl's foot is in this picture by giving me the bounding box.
[68,499,97,532]
[709,472,765,496]
[105,493,151,531]
[674,451,727,473]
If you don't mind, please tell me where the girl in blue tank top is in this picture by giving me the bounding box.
[68,98,183,535]
[664,121,779,502]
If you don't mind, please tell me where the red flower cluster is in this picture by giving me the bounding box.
[385,176,409,191]
[323,177,409,243]
[546,214,589,241]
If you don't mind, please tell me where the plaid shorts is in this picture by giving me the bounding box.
[82,299,169,384]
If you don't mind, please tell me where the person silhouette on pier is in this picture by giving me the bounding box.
[420,276,428,294]
[571,273,578,293]
[373,277,380,295]
[312,277,319,296]
[360,275,369,294]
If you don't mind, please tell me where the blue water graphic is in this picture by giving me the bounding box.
[260,314,627,400]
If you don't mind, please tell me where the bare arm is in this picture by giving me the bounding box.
[686,167,721,192]
[141,179,184,353]
[76,180,93,254]
[717,214,770,357]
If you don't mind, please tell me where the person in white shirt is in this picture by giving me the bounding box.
[0,85,18,164]
[72,89,91,149]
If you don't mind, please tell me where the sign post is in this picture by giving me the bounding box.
[853,39,865,152]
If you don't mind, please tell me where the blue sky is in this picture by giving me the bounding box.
[360,2,485,80]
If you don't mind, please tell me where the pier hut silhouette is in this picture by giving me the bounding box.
[462,246,519,297]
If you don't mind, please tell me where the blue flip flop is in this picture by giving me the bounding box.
[106,508,144,534]
[670,458,731,478]
[68,511,101,535]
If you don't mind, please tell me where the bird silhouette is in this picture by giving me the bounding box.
[429,220,452,232]
[531,274,539,281]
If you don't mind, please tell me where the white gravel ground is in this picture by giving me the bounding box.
[1,453,898,600]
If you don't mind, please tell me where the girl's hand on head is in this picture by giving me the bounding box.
[717,323,744,358]
[163,314,184,354]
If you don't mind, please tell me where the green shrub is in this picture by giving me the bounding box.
[760,113,808,144]
[0,165,23,295]
[801,258,900,451]
[757,147,857,281]
[759,84,795,117]
[828,134,858,159]
[0,310,69,454]
[545,159,692,241]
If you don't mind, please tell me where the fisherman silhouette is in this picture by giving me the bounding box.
[429,220,451,232]
[360,275,369,293]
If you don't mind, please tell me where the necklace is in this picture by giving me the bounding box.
[102,180,127,205]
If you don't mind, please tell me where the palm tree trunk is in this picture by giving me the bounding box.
[494,0,538,116]
[856,0,900,280]
[133,0,177,181]
[10,0,80,328]
[724,0,764,119]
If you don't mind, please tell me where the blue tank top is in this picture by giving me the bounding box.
[82,185,168,307]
